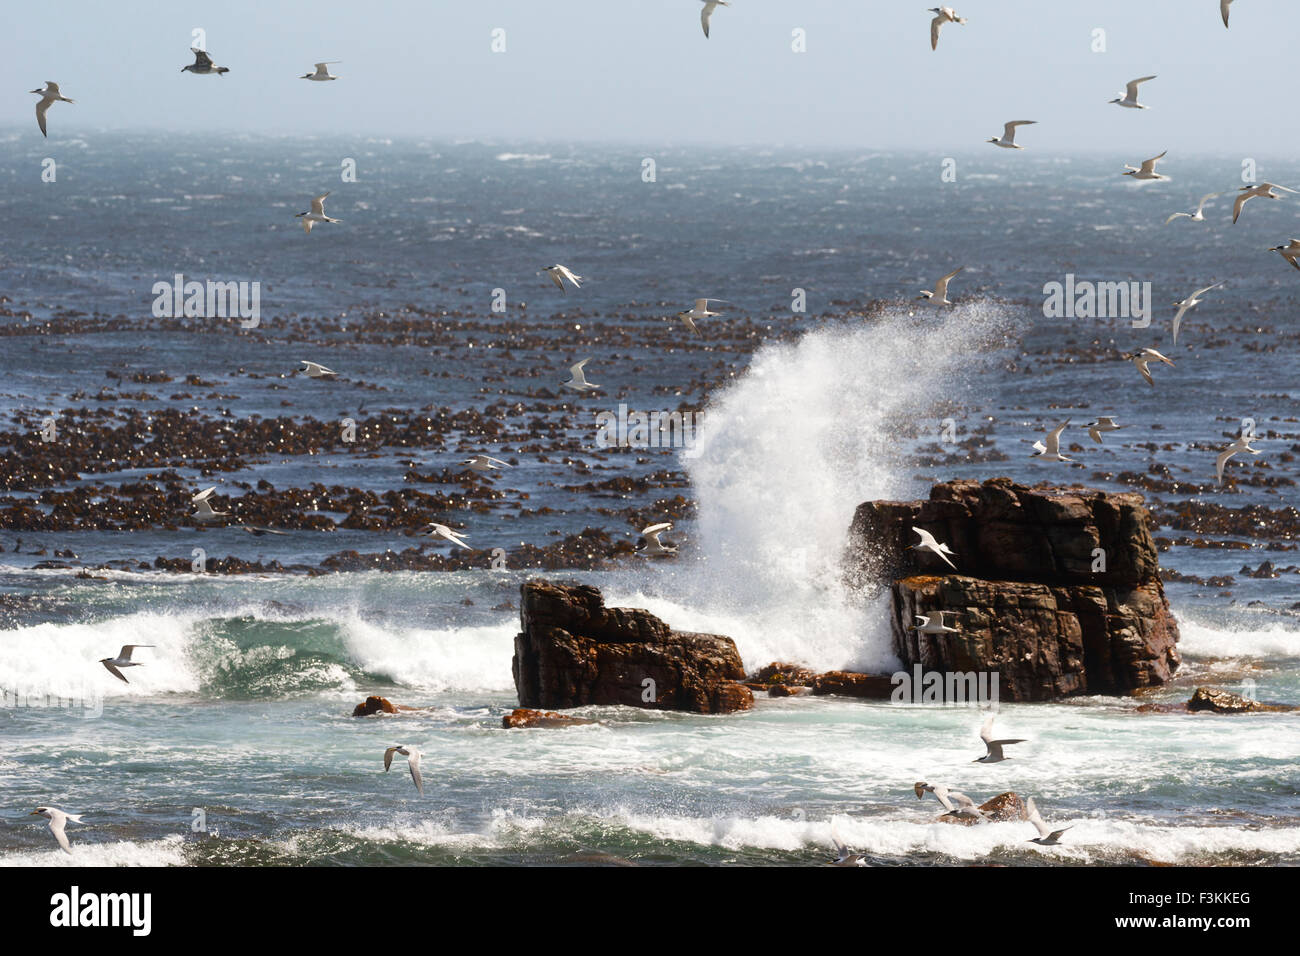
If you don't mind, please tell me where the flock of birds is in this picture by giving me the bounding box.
[18,2,1282,861]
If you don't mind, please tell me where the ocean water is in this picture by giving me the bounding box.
[1,133,1298,865]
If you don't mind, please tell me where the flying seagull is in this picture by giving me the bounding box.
[929,7,967,51]
[1123,150,1169,181]
[191,487,230,523]
[975,715,1025,763]
[988,121,1036,150]
[99,644,154,684]
[1171,281,1224,346]
[914,782,984,819]
[562,358,600,392]
[676,298,730,335]
[1269,239,1300,272]
[917,266,964,305]
[301,61,340,81]
[1165,192,1220,224]
[1221,0,1234,28]
[1031,420,1074,462]
[30,82,74,137]
[464,455,510,474]
[296,191,341,234]
[700,0,730,38]
[1128,347,1174,386]
[31,807,84,854]
[912,611,959,634]
[383,745,424,795]
[1216,434,1261,485]
[539,264,583,291]
[182,48,229,75]
[1026,797,1072,846]
[828,818,868,866]
[637,522,678,557]
[299,360,337,380]
[1233,182,1298,224]
[1110,75,1157,109]
[1085,417,1123,444]
[911,526,957,571]
[422,523,471,550]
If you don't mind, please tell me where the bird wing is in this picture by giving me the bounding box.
[1164,212,1188,224]
[1032,439,1047,455]
[311,192,330,215]
[36,99,50,137]
[1222,0,1232,27]
[193,487,216,502]
[301,217,314,234]
[384,746,399,772]
[979,716,995,744]
[119,645,153,660]
[192,49,214,68]
[1193,280,1225,299]
[408,751,424,794]
[557,265,582,286]
[934,266,963,297]
[484,456,510,467]
[1047,827,1072,842]
[1195,192,1221,214]
[701,2,714,37]
[102,661,129,684]
[1139,151,1166,174]
[1125,75,1156,99]
[830,818,849,856]
[681,313,700,335]
[1215,447,1236,483]
[1043,419,1069,454]
[49,817,73,854]
[949,790,978,809]
[642,522,673,536]
[930,14,943,50]
[1026,797,1052,838]
[1136,360,1154,386]
[1232,191,1250,224]
[1087,425,1102,444]
[1003,121,1035,142]
[912,526,937,548]
[931,786,957,812]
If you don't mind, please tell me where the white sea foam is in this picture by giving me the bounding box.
[1177,617,1300,660]
[0,835,187,867]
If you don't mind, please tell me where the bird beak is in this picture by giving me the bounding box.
[30,810,41,815]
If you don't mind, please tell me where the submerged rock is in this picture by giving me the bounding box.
[512,580,753,714]
[1186,686,1297,714]
[502,708,597,728]
[847,478,1181,701]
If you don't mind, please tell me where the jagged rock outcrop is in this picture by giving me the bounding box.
[512,580,753,714]
[847,478,1181,701]
[1186,686,1297,714]
[937,791,1028,825]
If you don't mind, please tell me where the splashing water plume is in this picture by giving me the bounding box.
[663,302,1020,672]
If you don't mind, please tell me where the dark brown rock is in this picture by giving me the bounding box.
[847,479,1181,701]
[748,661,818,686]
[502,708,597,728]
[811,671,896,699]
[351,695,399,717]
[1186,686,1297,714]
[512,580,753,714]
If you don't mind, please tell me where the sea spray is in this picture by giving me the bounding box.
[672,303,1019,673]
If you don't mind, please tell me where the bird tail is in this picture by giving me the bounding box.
[66,814,85,823]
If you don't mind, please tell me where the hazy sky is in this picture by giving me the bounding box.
[3,1,1296,152]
